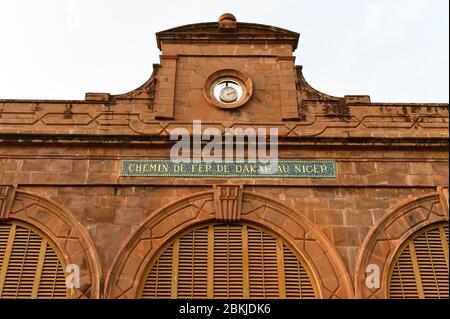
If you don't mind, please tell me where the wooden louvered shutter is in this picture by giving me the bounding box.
[389,223,449,299]
[283,245,316,298]
[214,225,244,298]
[0,222,67,298]
[141,223,317,299]
[141,244,173,298]
[247,226,280,298]
[177,226,208,298]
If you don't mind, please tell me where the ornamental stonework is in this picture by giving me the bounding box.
[0,13,448,299]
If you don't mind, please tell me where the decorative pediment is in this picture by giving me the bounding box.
[156,14,299,50]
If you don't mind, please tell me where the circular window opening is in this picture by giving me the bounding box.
[213,79,244,104]
[204,69,253,109]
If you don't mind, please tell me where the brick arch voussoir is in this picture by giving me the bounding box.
[354,193,448,299]
[105,191,354,299]
[6,190,102,299]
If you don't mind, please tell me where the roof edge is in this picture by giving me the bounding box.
[156,21,300,51]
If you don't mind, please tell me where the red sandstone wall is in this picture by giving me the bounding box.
[1,144,447,282]
[0,16,448,298]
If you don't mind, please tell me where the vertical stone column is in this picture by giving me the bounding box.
[155,55,177,119]
[278,57,299,120]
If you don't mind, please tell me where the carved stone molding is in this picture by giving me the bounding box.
[104,191,354,299]
[0,185,17,221]
[437,186,449,218]
[5,190,102,298]
[355,193,448,298]
[213,185,243,222]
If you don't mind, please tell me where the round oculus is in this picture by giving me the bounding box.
[204,70,253,109]
[212,80,243,105]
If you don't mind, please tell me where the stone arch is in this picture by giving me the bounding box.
[105,190,354,299]
[355,192,448,298]
[1,188,102,298]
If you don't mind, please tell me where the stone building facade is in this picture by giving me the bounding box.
[0,14,448,299]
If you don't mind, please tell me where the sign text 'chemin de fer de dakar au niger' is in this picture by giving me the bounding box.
[120,160,336,178]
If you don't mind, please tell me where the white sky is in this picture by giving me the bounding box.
[0,0,448,103]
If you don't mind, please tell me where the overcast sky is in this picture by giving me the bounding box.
[0,0,448,103]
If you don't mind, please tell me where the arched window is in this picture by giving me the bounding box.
[0,221,68,298]
[389,223,449,299]
[140,223,317,298]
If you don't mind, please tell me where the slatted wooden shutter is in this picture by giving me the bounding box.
[0,222,67,298]
[141,223,317,298]
[247,226,280,298]
[214,225,244,298]
[283,245,316,298]
[178,226,208,298]
[389,223,449,299]
[141,244,173,298]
